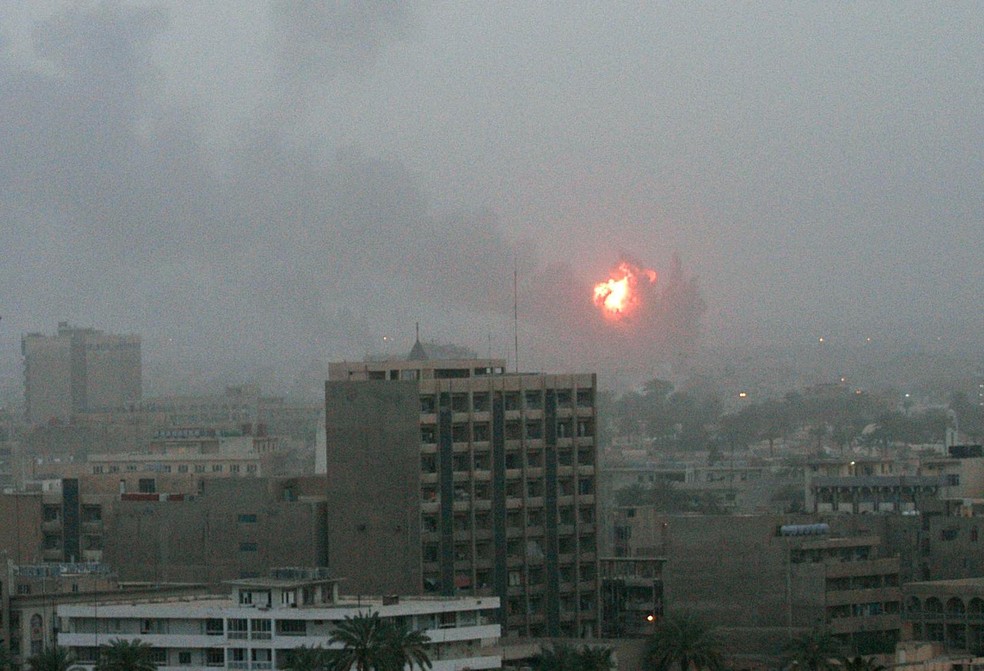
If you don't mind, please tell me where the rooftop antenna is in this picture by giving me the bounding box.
[513,263,519,373]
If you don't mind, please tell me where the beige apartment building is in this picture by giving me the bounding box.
[22,322,141,425]
[326,346,600,639]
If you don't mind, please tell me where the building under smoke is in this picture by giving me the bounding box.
[21,322,141,425]
[325,340,600,639]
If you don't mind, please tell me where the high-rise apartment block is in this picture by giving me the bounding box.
[22,322,141,424]
[325,348,600,638]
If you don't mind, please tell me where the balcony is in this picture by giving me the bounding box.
[827,613,900,635]
[824,557,899,579]
[825,587,901,607]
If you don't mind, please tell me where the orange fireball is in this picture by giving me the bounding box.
[593,261,657,320]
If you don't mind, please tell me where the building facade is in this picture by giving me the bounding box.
[600,556,665,638]
[57,570,502,671]
[606,509,902,656]
[0,562,207,667]
[903,578,984,655]
[22,323,141,425]
[326,352,599,639]
[7,477,327,585]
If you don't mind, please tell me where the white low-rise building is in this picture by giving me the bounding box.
[57,569,501,671]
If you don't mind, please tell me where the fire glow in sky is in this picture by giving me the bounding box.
[593,261,658,321]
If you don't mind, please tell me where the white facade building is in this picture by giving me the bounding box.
[57,571,501,671]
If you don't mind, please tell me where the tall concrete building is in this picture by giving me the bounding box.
[326,346,600,639]
[22,322,141,425]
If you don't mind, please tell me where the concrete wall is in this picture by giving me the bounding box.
[0,493,42,562]
[325,380,423,596]
[101,477,327,584]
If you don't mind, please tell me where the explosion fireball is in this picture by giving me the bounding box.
[593,261,658,321]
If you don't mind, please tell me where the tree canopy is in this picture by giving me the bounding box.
[95,639,157,671]
[328,612,432,671]
[26,646,79,671]
[645,612,723,671]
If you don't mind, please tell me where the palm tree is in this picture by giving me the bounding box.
[26,646,79,671]
[95,639,157,671]
[329,612,388,671]
[282,645,334,671]
[785,629,842,671]
[837,657,886,671]
[645,612,723,671]
[533,643,582,671]
[578,645,616,671]
[381,620,431,671]
[330,612,431,671]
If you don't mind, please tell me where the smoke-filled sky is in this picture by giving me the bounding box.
[1,2,981,391]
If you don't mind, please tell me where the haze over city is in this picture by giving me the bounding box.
[0,2,981,397]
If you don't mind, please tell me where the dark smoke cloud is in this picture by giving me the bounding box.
[0,2,707,395]
[269,0,415,109]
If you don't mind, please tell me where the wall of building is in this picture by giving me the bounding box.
[0,493,42,563]
[325,380,423,597]
[22,325,141,426]
[101,478,327,585]
[609,510,902,655]
[21,335,73,425]
[326,367,601,640]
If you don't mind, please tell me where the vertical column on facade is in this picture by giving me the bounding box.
[544,389,560,637]
[492,392,508,627]
[62,478,81,562]
[438,391,455,596]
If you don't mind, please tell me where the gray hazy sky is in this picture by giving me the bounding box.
[1,2,981,388]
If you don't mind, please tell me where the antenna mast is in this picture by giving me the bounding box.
[513,265,519,373]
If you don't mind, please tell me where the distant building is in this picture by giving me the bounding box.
[2,476,327,585]
[921,447,984,500]
[22,322,141,425]
[136,385,260,430]
[57,568,502,671]
[0,562,206,667]
[326,342,600,639]
[805,457,939,514]
[903,577,984,655]
[608,509,901,657]
[600,556,665,638]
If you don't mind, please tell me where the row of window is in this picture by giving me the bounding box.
[421,505,595,533]
[43,505,103,522]
[424,562,598,592]
[789,547,872,563]
[938,526,979,542]
[506,591,596,615]
[421,477,594,502]
[421,419,594,444]
[423,533,597,563]
[826,601,900,619]
[420,389,594,415]
[826,573,899,590]
[101,613,484,638]
[92,463,258,474]
[421,448,595,474]
[910,621,984,647]
[907,596,984,615]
